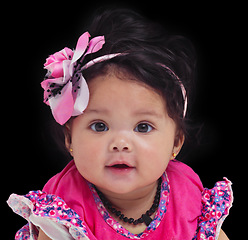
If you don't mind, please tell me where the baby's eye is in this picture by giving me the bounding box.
[90,122,109,132]
[134,123,153,133]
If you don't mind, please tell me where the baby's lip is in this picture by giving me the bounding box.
[106,161,135,169]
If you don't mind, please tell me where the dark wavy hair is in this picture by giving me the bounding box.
[52,8,196,155]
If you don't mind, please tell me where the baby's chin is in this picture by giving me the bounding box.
[93,177,159,200]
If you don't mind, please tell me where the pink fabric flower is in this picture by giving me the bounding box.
[41,32,105,125]
[44,47,74,78]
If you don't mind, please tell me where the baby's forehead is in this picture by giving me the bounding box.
[85,72,167,117]
[87,65,161,96]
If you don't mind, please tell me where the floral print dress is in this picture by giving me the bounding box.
[7,160,233,240]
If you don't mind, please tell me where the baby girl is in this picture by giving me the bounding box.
[8,8,233,240]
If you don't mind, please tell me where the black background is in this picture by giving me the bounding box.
[3,1,244,239]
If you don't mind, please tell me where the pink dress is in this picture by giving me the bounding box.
[7,160,233,240]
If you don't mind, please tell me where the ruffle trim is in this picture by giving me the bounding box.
[7,190,89,240]
[192,177,233,240]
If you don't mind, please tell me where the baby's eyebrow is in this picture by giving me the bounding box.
[84,108,163,118]
[84,108,110,115]
[133,110,163,118]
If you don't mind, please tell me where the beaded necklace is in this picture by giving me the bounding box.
[94,177,162,226]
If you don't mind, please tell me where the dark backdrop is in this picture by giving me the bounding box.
[3,1,244,239]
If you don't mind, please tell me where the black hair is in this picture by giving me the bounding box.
[51,8,196,155]
[83,8,195,132]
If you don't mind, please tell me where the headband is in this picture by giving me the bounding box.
[41,32,187,125]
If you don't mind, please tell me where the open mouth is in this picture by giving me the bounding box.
[111,164,131,169]
[106,163,135,173]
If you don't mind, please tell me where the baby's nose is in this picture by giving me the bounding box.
[109,136,133,152]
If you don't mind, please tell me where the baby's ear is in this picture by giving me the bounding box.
[173,129,185,154]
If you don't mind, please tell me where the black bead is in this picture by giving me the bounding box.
[154,202,159,208]
[154,199,159,206]
[111,208,116,214]
[154,193,160,200]
[133,220,139,225]
[105,202,111,209]
[128,218,134,223]
[146,210,153,216]
[123,217,129,222]
[115,211,121,216]
[150,206,156,212]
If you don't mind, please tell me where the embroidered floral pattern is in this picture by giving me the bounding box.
[88,173,170,239]
[192,178,233,240]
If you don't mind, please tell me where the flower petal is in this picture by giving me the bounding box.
[62,47,74,59]
[62,60,72,82]
[53,51,67,62]
[84,36,105,56]
[44,54,57,67]
[49,61,64,78]
[72,75,89,116]
[48,82,74,125]
[70,32,90,65]
[41,77,64,105]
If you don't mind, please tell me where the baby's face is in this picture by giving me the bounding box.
[69,69,181,195]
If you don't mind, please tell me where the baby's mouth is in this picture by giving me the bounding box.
[110,164,131,169]
[106,162,136,173]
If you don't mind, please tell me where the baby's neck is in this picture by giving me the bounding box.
[96,180,158,234]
